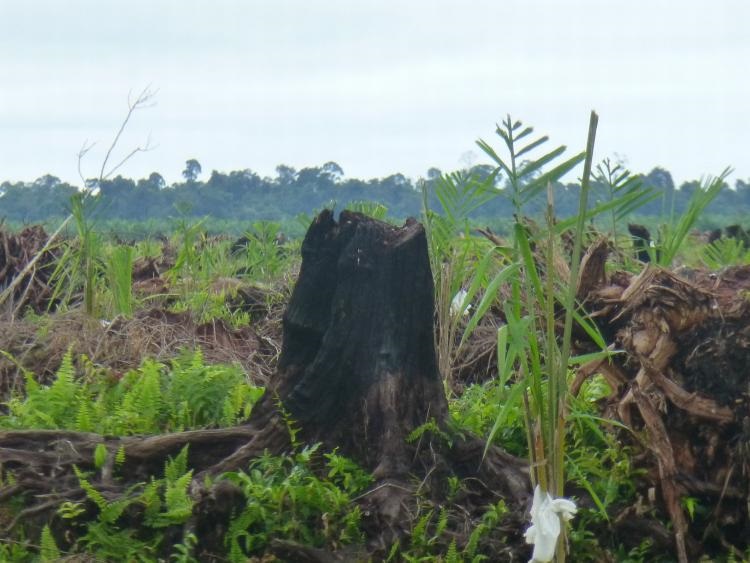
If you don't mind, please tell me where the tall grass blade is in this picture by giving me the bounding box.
[108,245,134,316]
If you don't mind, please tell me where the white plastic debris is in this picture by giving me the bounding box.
[450,289,470,317]
[524,484,577,563]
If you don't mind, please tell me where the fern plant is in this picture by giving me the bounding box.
[61,446,196,561]
[39,525,61,562]
[386,501,508,562]
[145,446,194,528]
[5,349,82,429]
[221,443,370,561]
[1,350,263,435]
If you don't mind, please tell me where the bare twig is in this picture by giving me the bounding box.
[103,132,155,180]
[76,140,96,187]
[0,87,156,309]
[98,86,157,182]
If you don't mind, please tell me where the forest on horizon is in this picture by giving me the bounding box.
[2,159,750,228]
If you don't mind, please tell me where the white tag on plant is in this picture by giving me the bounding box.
[450,288,470,317]
[524,484,577,563]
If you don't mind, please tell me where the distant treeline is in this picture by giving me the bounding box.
[2,160,749,226]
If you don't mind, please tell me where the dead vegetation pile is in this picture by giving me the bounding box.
[581,263,750,560]
[0,225,58,314]
[0,225,288,398]
[0,285,285,401]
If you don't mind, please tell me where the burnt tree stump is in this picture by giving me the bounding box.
[277,209,449,476]
[196,210,529,549]
[0,211,528,558]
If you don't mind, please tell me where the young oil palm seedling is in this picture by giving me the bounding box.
[478,113,670,562]
[473,112,666,562]
[237,221,288,282]
[424,113,657,562]
[701,235,750,268]
[592,158,658,246]
[652,169,731,267]
[47,192,104,315]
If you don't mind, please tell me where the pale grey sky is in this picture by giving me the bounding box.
[1,0,748,187]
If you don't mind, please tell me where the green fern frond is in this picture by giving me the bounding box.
[76,399,94,432]
[45,348,81,426]
[115,445,126,466]
[74,466,108,511]
[464,523,485,559]
[445,539,460,563]
[435,507,449,538]
[99,497,133,525]
[165,446,190,484]
[39,524,61,562]
[190,348,203,369]
[141,480,163,524]
[157,470,194,525]
[115,360,164,434]
[411,510,433,548]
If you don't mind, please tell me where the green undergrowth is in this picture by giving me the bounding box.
[0,350,377,561]
[1,349,264,434]
[222,444,371,560]
[0,442,374,562]
[450,375,654,560]
[0,347,638,562]
[384,500,509,563]
[3,107,750,561]
[0,352,659,561]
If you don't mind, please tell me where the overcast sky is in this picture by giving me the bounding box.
[1,0,748,187]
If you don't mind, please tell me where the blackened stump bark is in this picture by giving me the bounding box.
[274,210,448,477]
[205,212,528,489]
